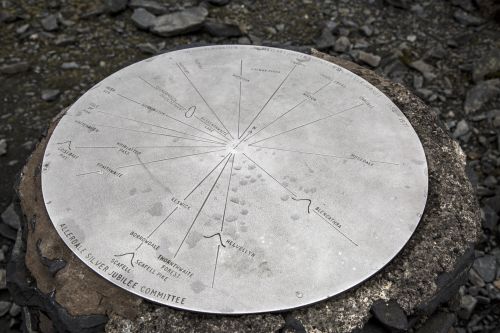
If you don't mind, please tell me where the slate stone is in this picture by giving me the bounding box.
[0,62,30,75]
[358,51,381,67]
[409,59,437,81]
[151,6,208,37]
[40,14,58,31]
[0,223,16,240]
[9,303,21,317]
[453,9,486,26]
[481,205,498,231]
[105,0,128,14]
[54,35,77,46]
[131,8,156,30]
[1,203,20,230]
[334,36,351,53]
[0,139,7,156]
[458,294,477,319]
[315,27,336,50]
[472,255,497,282]
[370,300,408,331]
[469,266,486,287]
[203,21,242,37]
[473,48,500,82]
[128,0,168,15]
[0,301,11,317]
[464,79,500,113]
[415,312,456,333]
[453,119,469,138]
[41,89,61,102]
[0,269,5,290]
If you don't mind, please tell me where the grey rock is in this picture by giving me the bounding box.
[360,25,373,37]
[481,205,499,230]
[473,48,500,82]
[16,23,30,34]
[315,27,336,50]
[105,0,128,13]
[151,6,208,37]
[61,62,79,70]
[41,89,61,102]
[370,300,408,331]
[9,303,21,317]
[137,43,160,54]
[0,224,16,240]
[453,9,485,26]
[0,139,7,156]
[128,0,167,15]
[131,8,156,30]
[0,61,30,75]
[464,79,500,113]
[203,21,242,37]
[453,119,469,138]
[409,60,437,81]
[458,294,477,319]
[472,255,497,282]
[451,0,476,12]
[0,269,5,290]
[1,203,20,230]
[0,301,10,317]
[334,36,351,53]
[468,267,486,287]
[54,34,77,46]
[41,14,58,31]
[415,312,456,333]
[358,51,381,67]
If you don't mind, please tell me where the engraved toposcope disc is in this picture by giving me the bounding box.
[41,45,428,314]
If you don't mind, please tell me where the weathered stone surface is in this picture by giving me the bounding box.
[464,79,500,113]
[131,8,156,30]
[151,7,208,37]
[128,0,168,15]
[473,48,500,82]
[203,21,242,37]
[8,50,480,333]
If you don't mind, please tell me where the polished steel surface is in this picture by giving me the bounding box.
[41,45,428,314]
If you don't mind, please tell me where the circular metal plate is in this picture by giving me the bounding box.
[41,45,428,314]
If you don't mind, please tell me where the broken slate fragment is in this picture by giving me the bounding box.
[203,21,242,37]
[453,119,469,138]
[472,255,497,282]
[315,27,336,50]
[1,203,20,230]
[41,89,61,102]
[464,79,500,113]
[0,139,6,156]
[371,300,408,331]
[473,48,500,82]
[0,62,30,75]
[409,59,437,81]
[128,0,168,15]
[131,8,156,30]
[105,0,128,14]
[358,51,381,67]
[453,9,485,26]
[40,14,58,31]
[151,6,208,37]
[334,36,351,53]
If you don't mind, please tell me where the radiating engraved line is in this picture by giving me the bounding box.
[312,210,358,247]
[96,110,226,145]
[176,62,234,139]
[94,123,224,145]
[137,77,229,143]
[76,171,101,176]
[136,207,179,251]
[249,145,356,160]
[370,160,400,166]
[116,91,228,143]
[74,146,116,149]
[212,245,220,288]
[174,154,232,258]
[249,103,364,145]
[242,153,296,197]
[240,64,297,139]
[116,149,225,169]
[221,154,235,232]
[184,153,231,200]
[246,80,333,142]
[237,59,243,139]
[132,145,221,148]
